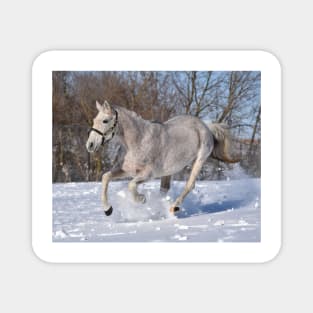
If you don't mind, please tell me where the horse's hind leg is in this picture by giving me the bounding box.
[170,154,207,213]
[160,175,171,194]
[102,169,128,215]
[128,168,152,203]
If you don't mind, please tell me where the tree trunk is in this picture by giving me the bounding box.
[248,106,261,155]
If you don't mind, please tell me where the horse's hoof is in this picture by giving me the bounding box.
[170,206,180,213]
[104,206,113,216]
[160,187,169,195]
[135,194,146,204]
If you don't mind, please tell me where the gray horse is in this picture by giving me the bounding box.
[86,100,239,216]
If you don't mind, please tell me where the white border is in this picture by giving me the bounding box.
[32,50,281,263]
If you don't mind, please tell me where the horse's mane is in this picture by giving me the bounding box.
[114,105,149,124]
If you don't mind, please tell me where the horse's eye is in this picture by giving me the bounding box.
[103,120,109,124]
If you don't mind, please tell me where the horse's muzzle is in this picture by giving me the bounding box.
[86,141,100,153]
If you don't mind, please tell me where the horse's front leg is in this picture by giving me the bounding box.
[128,168,152,204]
[101,169,128,216]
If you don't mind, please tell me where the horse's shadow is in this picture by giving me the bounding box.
[175,199,246,219]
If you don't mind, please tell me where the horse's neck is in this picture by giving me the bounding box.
[116,107,147,148]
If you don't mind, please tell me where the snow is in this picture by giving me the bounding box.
[53,178,260,242]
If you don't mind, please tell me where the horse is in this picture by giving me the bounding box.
[86,100,239,216]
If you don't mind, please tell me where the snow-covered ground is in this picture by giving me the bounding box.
[53,175,260,242]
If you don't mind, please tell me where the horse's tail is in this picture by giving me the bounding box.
[207,123,241,163]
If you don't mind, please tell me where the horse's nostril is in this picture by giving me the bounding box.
[89,142,94,149]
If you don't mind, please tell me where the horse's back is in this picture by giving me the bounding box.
[165,114,207,128]
[164,115,212,143]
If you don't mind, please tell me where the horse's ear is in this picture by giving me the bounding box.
[96,100,103,111]
[103,100,111,110]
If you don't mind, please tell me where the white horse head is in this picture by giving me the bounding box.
[86,100,117,153]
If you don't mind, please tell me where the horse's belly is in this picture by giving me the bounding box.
[153,148,197,177]
[122,161,144,176]
[121,153,147,176]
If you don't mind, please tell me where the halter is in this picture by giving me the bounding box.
[88,110,118,145]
